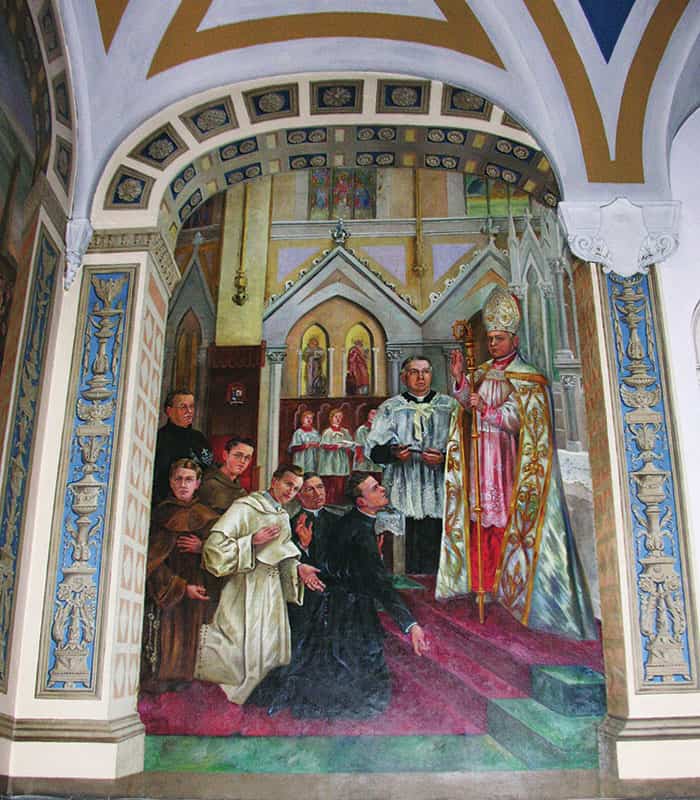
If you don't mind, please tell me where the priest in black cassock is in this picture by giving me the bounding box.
[270,472,428,719]
[287,472,342,644]
[152,389,213,504]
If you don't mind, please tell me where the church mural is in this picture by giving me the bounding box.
[140,179,608,774]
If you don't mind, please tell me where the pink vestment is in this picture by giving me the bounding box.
[454,353,521,589]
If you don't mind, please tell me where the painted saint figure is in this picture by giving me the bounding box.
[288,410,321,472]
[438,286,596,640]
[346,338,370,395]
[302,336,327,396]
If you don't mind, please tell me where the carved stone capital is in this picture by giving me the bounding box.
[267,348,287,365]
[64,218,93,291]
[558,199,680,277]
[385,347,404,362]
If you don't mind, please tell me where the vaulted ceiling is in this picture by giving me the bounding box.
[38,2,700,231]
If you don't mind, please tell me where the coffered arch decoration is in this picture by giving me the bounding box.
[91,74,561,246]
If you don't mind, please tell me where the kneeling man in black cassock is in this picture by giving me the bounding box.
[270,472,428,719]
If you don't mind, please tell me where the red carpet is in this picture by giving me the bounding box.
[138,578,603,737]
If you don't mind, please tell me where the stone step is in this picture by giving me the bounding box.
[487,697,601,769]
[531,665,606,717]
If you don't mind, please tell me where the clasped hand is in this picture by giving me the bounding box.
[391,445,443,465]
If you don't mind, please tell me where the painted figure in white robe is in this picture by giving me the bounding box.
[365,357,458,574]
[288,410,321,472]
[318,408,354,505]
[195,465,324,703]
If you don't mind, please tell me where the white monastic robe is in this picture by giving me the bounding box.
[195,491,303,704]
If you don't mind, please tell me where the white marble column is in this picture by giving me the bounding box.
[265,347,287,485]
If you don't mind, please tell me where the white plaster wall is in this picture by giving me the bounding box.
[660,106,700,672]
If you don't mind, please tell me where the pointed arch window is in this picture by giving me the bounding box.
[173,309,202,393]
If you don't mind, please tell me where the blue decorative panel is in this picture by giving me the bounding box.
[243,84,298,123]
[494,138,534,163]
[606,272,696,689]
[356,126,396,142]
[356,152,394,167]
[52,73,71,128]
[178,188,204,222]
[53,135,72,191]
[180,97,237,142]
[39,0,60,61]
[425,154,460,170]
[578,0,634,62]
[425,128,466,145]
[0,228,58,689]
[40,267,134,693]
[219,137,258,162]
[287,128,327,145]
[106,167,154,209]
[441,85,492,119]
[170,163,197,201]
[129,124,187,170]
[311,81,362,114]
[485,163,522,187]
[225,163,262,185]
[377,80,429,114]
[289,154,327,170]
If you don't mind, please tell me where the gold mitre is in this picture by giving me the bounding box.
[482,286,521,334]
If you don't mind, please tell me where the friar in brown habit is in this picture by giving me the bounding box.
[141,458,220,693]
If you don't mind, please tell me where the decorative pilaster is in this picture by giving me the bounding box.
[266,348,287,485]
[559,373,582,450]
[0,228,59,690]
[550,257,573,355]
[605,271,695,689]
[38,267,135,694]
